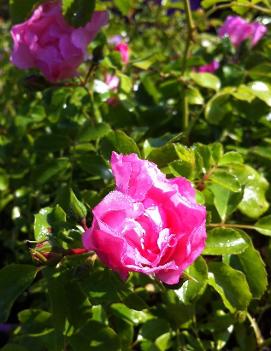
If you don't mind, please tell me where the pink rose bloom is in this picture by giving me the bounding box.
[218,16,267,47]
[198,60,220,73]
[83,152,206,285]
[115,42,129,64]
[10,1,108,82]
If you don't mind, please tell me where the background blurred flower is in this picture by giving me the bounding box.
[198,60,220,73]
[218,16,267,47]
[115,42,129,64]
[10,1,108,82]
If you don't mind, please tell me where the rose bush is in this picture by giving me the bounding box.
[10,1,108,82]
[1,0,271,349]
[83,152,206,284]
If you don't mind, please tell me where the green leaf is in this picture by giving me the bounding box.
[140,318,170,341]
[34,206,66,242]
[175,257,208,305]
[230,231,268,299]
[77,122,111,143]
[204,228,248,255]
[70,320,120,350]
[209,170,241,192]
[44,267,92,350]
[101,130,140,157]
[113,0,132,15]
[9,0,41,23]
[205,92,232,125]
[0,168,9,191]
[186,87,204,105]
[62,0,96,27]
[190,72,221,91]
[248,81,271,107]
[254,215,271,236]
[209,184,243,221]
[110,303,151,325]
[33,158,71,186]
[0,264,37,322]
[208,262,252,312]
[236,165,269,219]
[218,152,244,166]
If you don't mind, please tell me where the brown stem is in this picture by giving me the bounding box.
[207,223,256,230]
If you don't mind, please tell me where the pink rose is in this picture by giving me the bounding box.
[218,16,267,47]
[198,60,220,73]
[10,1,108,82]
[115,42,129,64]
[83,152,206,285]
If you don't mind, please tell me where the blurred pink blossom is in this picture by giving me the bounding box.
[105,73,120,91]
[218,16,267,47]
[115,42,129,64]
[198,60,220,73]
[83,152,206,285]
[10,1,108,82]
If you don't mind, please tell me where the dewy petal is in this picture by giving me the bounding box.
[111,152,167,201]
[83,152,207,285]
[93,191,144,235]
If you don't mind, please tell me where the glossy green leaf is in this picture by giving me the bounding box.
[62,0,96,27]
[70,320,121,350]
[190,72,221,91]
[254,215,271,236]
[113,0,132,15]
[101,130,140,157]
[33,158,71,186]
[230,231,268,299]
[208,262,252,312]
[205,92,232,125]
[77,122,111,143]
[218,152,244,166]
[34,206,66,241]
[236,165,269,219]
[9,0,40,23]
[0,264,37,322]
[209,184,243,221]
[209,171,241,192]
[248,81,271,107]
[204,228,248,255]
[175,257,208,305]
[110,303,151,325]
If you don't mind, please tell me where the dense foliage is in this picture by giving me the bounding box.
[0,0,271,350]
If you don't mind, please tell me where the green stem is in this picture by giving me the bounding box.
[247,312,264,348]
[206,2,271,17]
[181,93,189,132]
[207,223,256,230]
[181,0,195,75]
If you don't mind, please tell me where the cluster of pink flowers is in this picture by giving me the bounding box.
[83,152,206,285]
[218,16,267,47]
[10,1,108,82]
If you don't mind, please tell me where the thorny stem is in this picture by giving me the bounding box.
[206,2,271,17]
[247,312,264,348]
